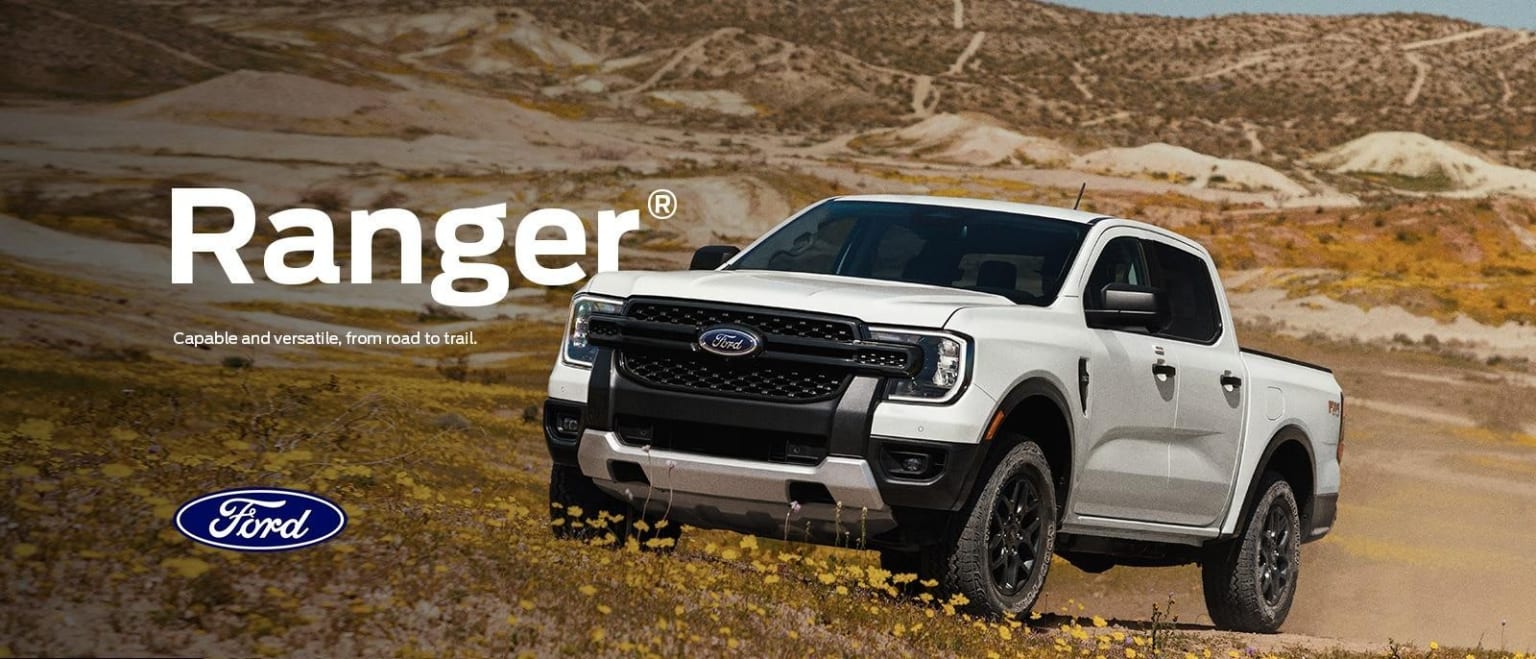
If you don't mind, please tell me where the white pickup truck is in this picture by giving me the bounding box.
[543,195,1343,632]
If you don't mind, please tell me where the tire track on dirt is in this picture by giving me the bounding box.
[911,75,935,117]
[945,31,986,75]
[1400,27,1499,51]
[1402,52,1429,106]
[622,27,740,96]
[1070,61,1094,101]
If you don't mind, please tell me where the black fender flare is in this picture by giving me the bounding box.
[953,377,1077,510]
[1231,425,1316,536]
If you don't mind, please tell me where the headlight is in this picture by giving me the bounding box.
[562,294,624,368]
[868,328,970,403]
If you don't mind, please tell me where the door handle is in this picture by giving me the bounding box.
[1221,373,1243,389]
[1152,363,1177,378]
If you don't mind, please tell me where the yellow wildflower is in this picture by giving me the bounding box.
[16,419,55,441]
[100,463,134,478]
[161,557,211,578]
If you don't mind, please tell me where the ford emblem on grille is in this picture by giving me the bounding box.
[697,325,762,357]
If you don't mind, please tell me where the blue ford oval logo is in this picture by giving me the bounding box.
[697,325,762,357]
[174,488,347,552]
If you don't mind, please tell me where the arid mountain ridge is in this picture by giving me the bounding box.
[6,0,1534,169]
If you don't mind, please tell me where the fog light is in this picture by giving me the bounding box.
[883,446,944,480]
[558,414,582,435]
[901,455,927,474]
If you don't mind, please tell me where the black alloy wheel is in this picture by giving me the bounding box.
[988,473,1045,596]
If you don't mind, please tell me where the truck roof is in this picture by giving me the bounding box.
[831,194,1111,225]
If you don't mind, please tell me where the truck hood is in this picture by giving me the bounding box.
[584,270,1015,328]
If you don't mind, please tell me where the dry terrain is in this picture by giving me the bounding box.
[2,0,1536,656]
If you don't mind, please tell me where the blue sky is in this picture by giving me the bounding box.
[1045,1,1536,30]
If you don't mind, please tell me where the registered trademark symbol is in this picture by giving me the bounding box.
[648,188,677,220]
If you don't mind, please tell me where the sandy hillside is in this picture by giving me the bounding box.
[854,113,1076,166]
[1075,142,1312,198]
[1312,131,1536,198]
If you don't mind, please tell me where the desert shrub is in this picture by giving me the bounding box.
[300,186,349,212]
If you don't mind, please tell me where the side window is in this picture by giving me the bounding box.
[1083,236,1147,309]
[1147,242,1221,344]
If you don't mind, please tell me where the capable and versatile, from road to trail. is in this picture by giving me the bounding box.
[543,195,1343,632]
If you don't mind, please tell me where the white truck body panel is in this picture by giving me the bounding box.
[548,195,1342,549]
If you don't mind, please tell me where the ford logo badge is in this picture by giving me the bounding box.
[697,325,762,358]
[174,487,347,552]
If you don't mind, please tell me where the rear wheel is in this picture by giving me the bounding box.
[932,438,1057,617]
[1201,472,1301,632]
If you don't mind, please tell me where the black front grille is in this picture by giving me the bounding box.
[622,350,848,401]
[627,301,856,341]
[854,348,909,369]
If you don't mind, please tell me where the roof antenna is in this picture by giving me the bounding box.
[1073,182,1087,210]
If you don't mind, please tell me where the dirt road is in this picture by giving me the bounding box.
[1040,331,1536,650]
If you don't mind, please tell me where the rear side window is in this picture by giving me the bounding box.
[1147,242,1221,344]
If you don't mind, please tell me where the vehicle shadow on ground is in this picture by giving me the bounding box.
[1031,612,1218,633]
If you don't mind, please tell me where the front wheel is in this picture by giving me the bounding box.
[1201,473,1301,632]
[933,438,1057,617]
[549,464,682,550]
[548,463,626,541]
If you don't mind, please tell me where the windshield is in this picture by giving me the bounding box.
[727,200,1091,306]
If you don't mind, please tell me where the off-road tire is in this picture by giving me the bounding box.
[548,463,627,541]
[548,464,682,550]
[1201,472,1301,633]
[932,437,1057,618]
[879,549,940,582]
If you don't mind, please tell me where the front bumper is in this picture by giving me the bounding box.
[579,428,899,539]
[543,349,988,532]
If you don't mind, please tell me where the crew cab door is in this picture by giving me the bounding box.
[1073,234,1181,521]
[1142,238,1246,527]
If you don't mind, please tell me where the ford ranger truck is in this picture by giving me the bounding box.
[543,195,1342,633]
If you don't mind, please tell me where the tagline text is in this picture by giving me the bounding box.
[172,330,477,347]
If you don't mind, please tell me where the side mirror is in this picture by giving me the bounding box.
[1085,283,1164,330]
[690,245,740,271]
